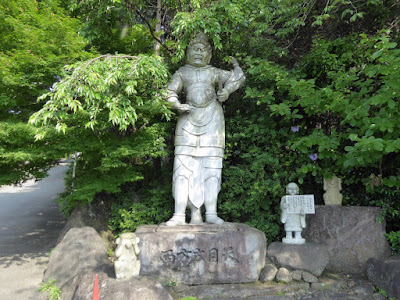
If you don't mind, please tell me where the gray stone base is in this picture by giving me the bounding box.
[135,223,266,285]
[303,206,391,274]
[367,255,400,299]
[267,242,329,276]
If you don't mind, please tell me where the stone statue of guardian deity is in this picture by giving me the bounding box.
[166,33,245,226]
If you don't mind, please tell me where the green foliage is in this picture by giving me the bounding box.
[0,0,91,113]
[39,278,61,300]
[108,162,174,233]
[30,54,171,133]
[385,231,400,255]
[4,0,400,243]
[28,54,173,211]
[181,297,198,300]
[0,0,92,185]
[217,97,289,242]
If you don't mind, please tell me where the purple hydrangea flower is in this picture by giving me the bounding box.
[291,126,299,132]
[309,153,318,161]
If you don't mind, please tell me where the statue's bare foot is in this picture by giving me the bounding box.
[206,213,224,225]
[165,214,186,226]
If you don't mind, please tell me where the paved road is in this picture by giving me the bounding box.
[0,161,69,300]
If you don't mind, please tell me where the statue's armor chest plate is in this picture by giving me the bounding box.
[180,66,218,108]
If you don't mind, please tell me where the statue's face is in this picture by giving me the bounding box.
[187,43,211,67]
[286,183,299,195]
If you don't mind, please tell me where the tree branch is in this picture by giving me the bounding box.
[134,9,173,54]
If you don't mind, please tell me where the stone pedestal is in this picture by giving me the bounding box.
[267,242,329,276]
[303,206,391,274]
[135,223,266,285]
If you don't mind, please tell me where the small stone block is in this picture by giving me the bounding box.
[302,271,318,283]
[267,242,329,276]
[136,223,266,285]
[259,264,278,283]
[276,268,292,283]
[291,270,302,281]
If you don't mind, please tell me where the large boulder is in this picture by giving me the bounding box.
[68,267,173,300]
[136,223,266,285]
[303,206,391,274]
[57,199,114,250]
[43,227,110,289]
[267,242,329,276]
[367,255,400,300]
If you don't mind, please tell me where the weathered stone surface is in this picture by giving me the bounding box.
[267,242,329,276]
[291,270,303,281]
[259,264,278,282]
[276,268,292,283]
[63,265,173,300]
[43,227,110,289]
[57,199,114,250]
[303,206,391,274]
[302,271,318,283]
[367,255,400,299]
[136,223,266,285]
[172,273,380,300]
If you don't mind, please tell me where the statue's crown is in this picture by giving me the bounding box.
[189,32,212,51]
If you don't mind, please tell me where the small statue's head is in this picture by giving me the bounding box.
[286,182,299,195]
[116,232,140,248]
[187,32,212,67]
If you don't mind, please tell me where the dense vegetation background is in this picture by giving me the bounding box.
[1,0,399,251]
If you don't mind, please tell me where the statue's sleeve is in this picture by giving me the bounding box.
[219,64,245,95]
[167,70,183,110]
[280,196,287,223]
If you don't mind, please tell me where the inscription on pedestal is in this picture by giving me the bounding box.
[160,247,239,269]
[136,223,266,284]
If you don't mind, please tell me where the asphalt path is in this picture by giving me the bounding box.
[0,161,69,300]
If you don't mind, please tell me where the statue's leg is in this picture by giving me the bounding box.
[204,176,224,224]
[286,231,293,239]
[166,174,188,226]
[295,231,303,239]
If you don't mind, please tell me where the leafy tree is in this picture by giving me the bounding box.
[30,54,173,214]
[5,0,400,243]
[0,0,92,184]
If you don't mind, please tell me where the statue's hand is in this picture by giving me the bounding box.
[217,89,229,102]
[229,57,239,67]
[178,103,191,112]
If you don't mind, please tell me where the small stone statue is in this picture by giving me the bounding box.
[165,32,245,226]
[281,183,306,244]
[114,233,141,279]
[323,176,343,205]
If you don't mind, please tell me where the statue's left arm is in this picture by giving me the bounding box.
[217,57,245,102]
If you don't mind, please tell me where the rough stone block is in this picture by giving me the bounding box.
[291,270,302,281]
[43,227,110,289]
[367,255,400,300]
[302,271,318,283]
[303,206,391,274]
[267,242,329,276]
[259,264,278,282]
[136,223,266,285]
[276,268,292,283]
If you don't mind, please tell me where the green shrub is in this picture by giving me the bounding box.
[385,231,400,255]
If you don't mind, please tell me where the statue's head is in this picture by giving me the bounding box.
[286,182,299,195]
[187,32,212,67]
